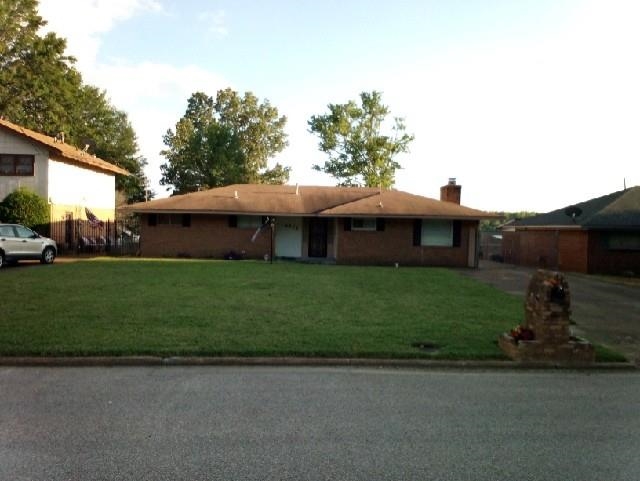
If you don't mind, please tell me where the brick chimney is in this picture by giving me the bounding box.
[440,178,461,204]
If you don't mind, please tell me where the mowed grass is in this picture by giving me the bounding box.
[0,259,624,361]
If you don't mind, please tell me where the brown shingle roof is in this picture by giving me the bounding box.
[127,184,496,219]
[0,118,129,176]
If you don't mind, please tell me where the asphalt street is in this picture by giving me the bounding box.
[1,366,639,481]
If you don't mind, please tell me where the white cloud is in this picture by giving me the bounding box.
[87,62,229,195]
[198,9,228,38]
[39,0,163,69]
[37,0,230,197]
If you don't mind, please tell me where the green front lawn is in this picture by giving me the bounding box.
[0,259,624,361]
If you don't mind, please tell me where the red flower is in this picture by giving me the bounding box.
[509,325,535,343]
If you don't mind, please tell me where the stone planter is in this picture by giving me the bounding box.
[499,270,595,365]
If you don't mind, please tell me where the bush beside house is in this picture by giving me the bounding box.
[0,187,49,229]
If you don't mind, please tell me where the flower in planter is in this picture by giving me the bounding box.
[509,325,535,343]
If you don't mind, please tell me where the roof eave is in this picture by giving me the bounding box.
[515,225,584,230]
[123,207,492,220]
[49,153,130,176]
[0,120,130,176]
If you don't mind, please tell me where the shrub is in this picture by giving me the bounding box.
[0,188,49,228]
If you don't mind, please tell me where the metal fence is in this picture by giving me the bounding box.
[36,216,140,257]
[479,230,503,262]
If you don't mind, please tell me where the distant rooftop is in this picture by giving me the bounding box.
[514,186,640,229]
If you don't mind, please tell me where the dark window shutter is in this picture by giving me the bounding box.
[344,218,351,231]
[453,220,462,247]
[228,215,237,228]
[413,219,422,246]
[148,214,157,227]
[182,214,191,227]
[376,218,385,231]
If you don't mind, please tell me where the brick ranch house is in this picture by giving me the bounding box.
[502,186,640,275]
[127,180,497,267]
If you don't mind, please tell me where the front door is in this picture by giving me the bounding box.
[308,218,328,258]
[275,217,303,258]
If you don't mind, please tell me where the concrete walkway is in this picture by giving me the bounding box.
[459,261,640,364]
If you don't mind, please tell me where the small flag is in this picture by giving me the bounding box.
[251,217,272,243]
[85,207,104,228]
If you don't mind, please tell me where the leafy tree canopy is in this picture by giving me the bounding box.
[160,89,290,194]
[480,212,539,231]
[308,91,414,188]
[0,187,49,228]
[0,0,150,203]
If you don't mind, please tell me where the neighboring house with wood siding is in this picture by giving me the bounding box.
[126,179,497,267]
[502,186,640,275]
[0,118,128,245]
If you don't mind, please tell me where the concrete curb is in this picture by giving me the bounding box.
[0,356,636,370]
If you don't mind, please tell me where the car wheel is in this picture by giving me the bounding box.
[0,252,4,268]
[41,247,56,264]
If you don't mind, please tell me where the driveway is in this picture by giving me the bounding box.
[459,261,640,363]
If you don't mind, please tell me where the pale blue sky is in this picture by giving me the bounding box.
[39,0,640,212]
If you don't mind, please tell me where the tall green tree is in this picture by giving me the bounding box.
[160,89,290,194]
[72,85,150,203]
[308,91,414,188]
[0,0,79,133]
[0,0,150,203]
[479,212,539,231]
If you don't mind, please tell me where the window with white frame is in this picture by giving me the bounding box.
[421,219,453,247]
[351,218,377,231]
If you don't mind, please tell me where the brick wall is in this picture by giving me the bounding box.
[587,231,640,275]
[140,214,271,259]
[502,229,559,269]
[504,228,640,275]
[502,231,518,264]
[139,214,476,266]
[557,230,588,273]
[336,218,473,267]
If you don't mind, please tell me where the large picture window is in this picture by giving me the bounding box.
[421,220,453,247]
[0,154,34,176]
